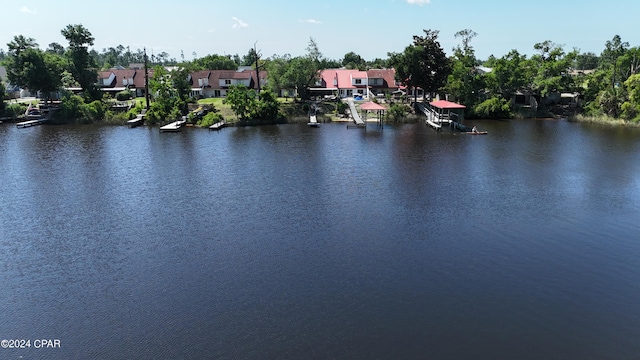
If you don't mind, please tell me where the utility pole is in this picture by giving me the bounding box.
[144,47,150,110]
[254,41,261,93]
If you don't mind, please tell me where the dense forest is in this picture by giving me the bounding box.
[2,24,640,123]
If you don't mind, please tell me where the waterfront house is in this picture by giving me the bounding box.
[96,67,153,98]
[189,68,267,98]
[312,68,399,99]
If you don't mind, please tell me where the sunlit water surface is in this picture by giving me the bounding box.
[1,119,639,359]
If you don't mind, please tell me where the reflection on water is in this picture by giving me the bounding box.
[1,120,639,359]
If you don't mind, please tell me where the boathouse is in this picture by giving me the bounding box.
[360,101,386,128]
[428,100,466,122]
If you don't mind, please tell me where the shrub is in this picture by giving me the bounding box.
[116,90,134,101]
[473,97,512,119]
[387,103,408,121]
[103,110,130,125]
[197,111,224,127]
[336,101,347,115]
[621,101,639,121]
[4,103,26,118]
[60,94,85,120]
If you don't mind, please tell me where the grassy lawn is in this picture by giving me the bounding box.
[197,98,236,120]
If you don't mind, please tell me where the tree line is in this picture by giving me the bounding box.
[2,24,640,122]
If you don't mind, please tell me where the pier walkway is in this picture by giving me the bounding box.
[128,109,146,128]
[160,118,187,132]
[209,120,226,131]
[346,98,365,128]
[308,113,319,127]
[16,118,47,128]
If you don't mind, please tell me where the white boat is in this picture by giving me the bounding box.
[25,104,42,120]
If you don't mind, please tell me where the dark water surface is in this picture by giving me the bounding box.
[1,119,639,359]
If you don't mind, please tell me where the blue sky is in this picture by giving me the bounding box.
[2,0,639,62]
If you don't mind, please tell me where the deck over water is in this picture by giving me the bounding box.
[16,119,47,128]
[160,119,186,132]
[209,121,226,131]
[308,115,319,127]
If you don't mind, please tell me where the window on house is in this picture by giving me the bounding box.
[355,79,362,85]
[224,79,231,85]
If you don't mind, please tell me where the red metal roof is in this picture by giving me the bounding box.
[360,102,386,111]
[429,100,466,109]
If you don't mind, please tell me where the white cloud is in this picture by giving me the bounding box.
[207,28,215,33]
[231,17,248,29]
[407,0,431,5]
[300,19,322,25]
[20,6,37,14]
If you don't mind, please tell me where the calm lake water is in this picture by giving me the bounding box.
[1,119,639,359]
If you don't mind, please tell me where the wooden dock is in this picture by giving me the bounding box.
[127,114,145,128]
[16,118,47,128]
[426,119,442,131]
[160,119,187,132]
[209,121,226,131]
[346,98,365,129]
[307,114,319,127]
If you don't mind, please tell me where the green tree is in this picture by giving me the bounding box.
[389,29,451,103]
[191,54,237,70]
[411,30,451,99]
[250,89,280,120]
[575,52,599,70]
[531,40,577,97]
[242,48,259,67]
[615,47,640,82]
[599,35,630,92]
[146,66,178,124]
[485,50,531,99]
[274,38,326,100]
[444,29,486,111]
[61,24,99,100]
[281,56,317,100]
[621,73,640,120]
[225,84,256,119]
[171,66,192,115]
[7,35,37,57]
[5,36,64,102]
[599,87,624,118]
[581,69,610,114]
[342,51,366,70]
[266,53,291,95]
[0,81,5,113]
[46,42,65,55]
[367,58,389,69]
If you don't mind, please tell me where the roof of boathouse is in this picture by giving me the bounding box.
[360,102,386,111]
[429,100,466,109]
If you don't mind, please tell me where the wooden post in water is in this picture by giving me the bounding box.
[144,47,150,111]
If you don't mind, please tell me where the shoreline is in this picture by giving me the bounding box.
[567,114,640,127]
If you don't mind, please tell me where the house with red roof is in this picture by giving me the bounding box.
[312,68,399,99]
[97,68,153,98]
[189,68,267,98]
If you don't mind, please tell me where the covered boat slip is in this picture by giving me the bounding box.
[416,100,467,132]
